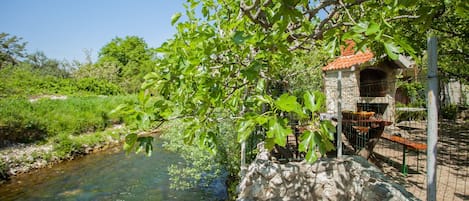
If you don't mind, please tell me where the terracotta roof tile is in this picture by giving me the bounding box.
[322,51,374,71]
[340,40,356,56]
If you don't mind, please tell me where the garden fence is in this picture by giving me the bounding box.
[338,77,469,201]
[242,70,468,201]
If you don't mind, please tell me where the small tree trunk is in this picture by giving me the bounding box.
[357,126,385,159]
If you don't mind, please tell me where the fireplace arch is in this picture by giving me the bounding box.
[360,69,388,97]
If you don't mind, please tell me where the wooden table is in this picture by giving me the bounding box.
[381,133,427,175]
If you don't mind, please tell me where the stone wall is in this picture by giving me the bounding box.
[324,69,359,114]
[237,144,419,201]
[442,80,469,106]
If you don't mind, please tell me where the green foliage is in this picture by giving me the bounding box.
[171,12,182,25]
[25,51,69,78]
[280,51,327,93]
[395,107,427,122]
[1,34,70,78]
[162,119,240,200]
[74,78,123,95]
[110,91,168,131]
[441,104,458,120]
[255,91,335,163]
[0,33,26,69]
[114,0,467,198]
[123,134,154,156]
[265,117,292,148]
[97,36,157,93]
[389,0,469,82]
[52,128,124,158]
[395,81,427,122]
[397,81,426,107]
[163,125,224,190]
[72,61,120,84]
[0,65,123,98]
[126,0,338,168]
[53,133,82,158]
[0,96,133,144]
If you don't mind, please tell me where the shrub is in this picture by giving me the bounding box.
[441,104,458,120]
[397,81,426,107]
[74,78,123,95]
[162,119,240,199]
[53,133,82,158]
[0,65,124,98]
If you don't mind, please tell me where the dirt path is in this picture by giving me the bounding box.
[374,120,469,201]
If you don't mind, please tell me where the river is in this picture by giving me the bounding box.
[0,140,226,201]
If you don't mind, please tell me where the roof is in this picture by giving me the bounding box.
[322,51,374,71]
[322,40,374,71]
[321,40,415,72]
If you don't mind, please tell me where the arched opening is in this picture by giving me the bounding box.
[360,69,388,97]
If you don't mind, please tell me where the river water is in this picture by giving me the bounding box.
[0,141,226,201]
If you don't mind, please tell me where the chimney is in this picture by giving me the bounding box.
[340,40,356,56]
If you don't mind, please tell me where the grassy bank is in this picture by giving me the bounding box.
[0,127,127,181]
[0,95,134,143]
[0,95,137,180]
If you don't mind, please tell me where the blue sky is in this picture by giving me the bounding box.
[1,0,185,62]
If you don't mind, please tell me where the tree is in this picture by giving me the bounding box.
[428,1,468,83]
[72,60,121,84]
[118,0,468,196]
[97,36,156,92]
[128,0,438,160]
[0,33,27,69]
[386,0,469,83]
[25,51,69,78]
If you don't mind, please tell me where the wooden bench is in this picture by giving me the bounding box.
[381,133,427,175]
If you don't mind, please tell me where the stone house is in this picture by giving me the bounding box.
[322,41,415,122]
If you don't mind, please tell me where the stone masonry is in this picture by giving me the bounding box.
[237,143,419,201]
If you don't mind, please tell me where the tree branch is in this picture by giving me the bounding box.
[240,0,260,11]
[339,0,356,24]
[431,25,466,38]
[386,15,420,21]
[304,0,338,19]
[240,0,271,29]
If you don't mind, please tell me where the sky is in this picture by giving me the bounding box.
[1,0,186,62]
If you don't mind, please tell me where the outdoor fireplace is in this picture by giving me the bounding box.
[359,69,388,97]
[322,42,414,123]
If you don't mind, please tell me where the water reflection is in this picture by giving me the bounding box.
[0,141,224,201]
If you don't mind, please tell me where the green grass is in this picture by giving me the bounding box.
[51,129,125,158]
[0,66,123,98]
[0,95,135,144]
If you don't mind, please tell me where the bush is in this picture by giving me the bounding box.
[0,65,124,98]
[162,119,239,199]
[441,104,458,120]
[396,81,426,107]
[75,78,123,95]
[53,133,82,158]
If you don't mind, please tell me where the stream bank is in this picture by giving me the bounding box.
[0,125,127,183]
[0,136,225,201]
